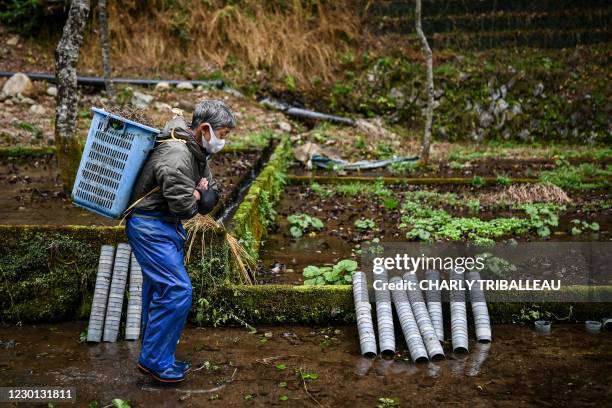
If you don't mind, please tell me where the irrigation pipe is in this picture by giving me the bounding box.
[260,97,355,126]
[0,71,224,89]
[87,245,115,342]
[125,253,143,341]
[402,273,444,360]
[374,269,396,357]
[352,272,377,357]
[424,269,444,342]
[103,243,131,342]
[467,271,492,343]
[450,269,469,353]
[389,276,428,363]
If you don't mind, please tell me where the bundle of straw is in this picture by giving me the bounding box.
[481,183,572,206]
[183,214,255,285]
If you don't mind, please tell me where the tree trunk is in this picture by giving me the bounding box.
[98,0,114,97]
[415,0,434,165]
[55,0,91,190]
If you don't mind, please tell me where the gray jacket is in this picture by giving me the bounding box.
[129,116,219,219]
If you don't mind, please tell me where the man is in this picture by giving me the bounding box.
[126,100,235,383]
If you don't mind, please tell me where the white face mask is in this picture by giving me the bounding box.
[202,123,225,154]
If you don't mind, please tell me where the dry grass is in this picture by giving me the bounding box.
[100,101,154,126]
[81,0,361,87]
[183,214,255,285]
[481,183,572,206]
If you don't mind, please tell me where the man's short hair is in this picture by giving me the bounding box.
[190,100,236,130]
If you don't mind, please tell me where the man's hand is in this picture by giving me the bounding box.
[193,178,209,200]
[197,178,209,190]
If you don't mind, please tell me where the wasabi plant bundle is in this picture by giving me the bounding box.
[183,214,255,285]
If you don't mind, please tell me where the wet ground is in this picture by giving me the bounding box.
[0,150,261,225]
[289,157,612,179]
[0,322,610,407]
[258,184,611,284]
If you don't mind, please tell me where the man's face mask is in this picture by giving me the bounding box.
[202,123,225,154]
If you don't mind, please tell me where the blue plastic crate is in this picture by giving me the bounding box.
[71,107,160,218]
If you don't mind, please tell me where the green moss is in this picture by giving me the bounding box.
[0,224,233,323]
[0,146,56,157]
[231,137,292,256]
[0,226,122,322]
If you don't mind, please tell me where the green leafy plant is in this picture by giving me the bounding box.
[382,197,399,209]
[496,175,512,186]
[112,399,131,408]
[539,163,612,189]
[15,121,43,139]
[287,213,324,238]
[310,182,332,199]
[512,305,552,324]
[449,161,465,170]
[377,397,400,408]
[478,253,517,278]
[389,160,419,174]
[519,203,562,238]
[335,183,363,196]
[570,219,600,235]
[467,199,480,213]
[259,190,277,229]
[303,259,357,285]
[404,190,458,206]
[399,200,564,244]
[299,371,319,381]
[354,218,376,230]
[471,175,486,188]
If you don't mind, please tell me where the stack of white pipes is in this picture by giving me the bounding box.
[450,269,469,353]
[87,245,115,342]
[351,268,492,361]
[374,269,395,357]
[87,244,144,342]
[125,253,143,340]
[103,243,131,342]
[352,272,377,357]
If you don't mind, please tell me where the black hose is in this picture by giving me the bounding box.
[259,97,356,126]
[0,71,224,89]
[284,107,356,126]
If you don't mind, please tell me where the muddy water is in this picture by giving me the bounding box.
[259,184,611,284]
[0,151,260,225]
[0,323,610,407]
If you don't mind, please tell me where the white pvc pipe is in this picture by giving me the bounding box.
[450,269,469,353]
[424,269,444,342]
[352,272,377,357]
[467,271,492,343]
[125,253,143,340]
[374,269,395,357]
[87,245,115,342]
[402,273,445,360]
[389,276,428,363]
[103,243,131,342]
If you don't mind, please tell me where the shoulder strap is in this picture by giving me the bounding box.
[156,128,187,144]
[118,186,161,226]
